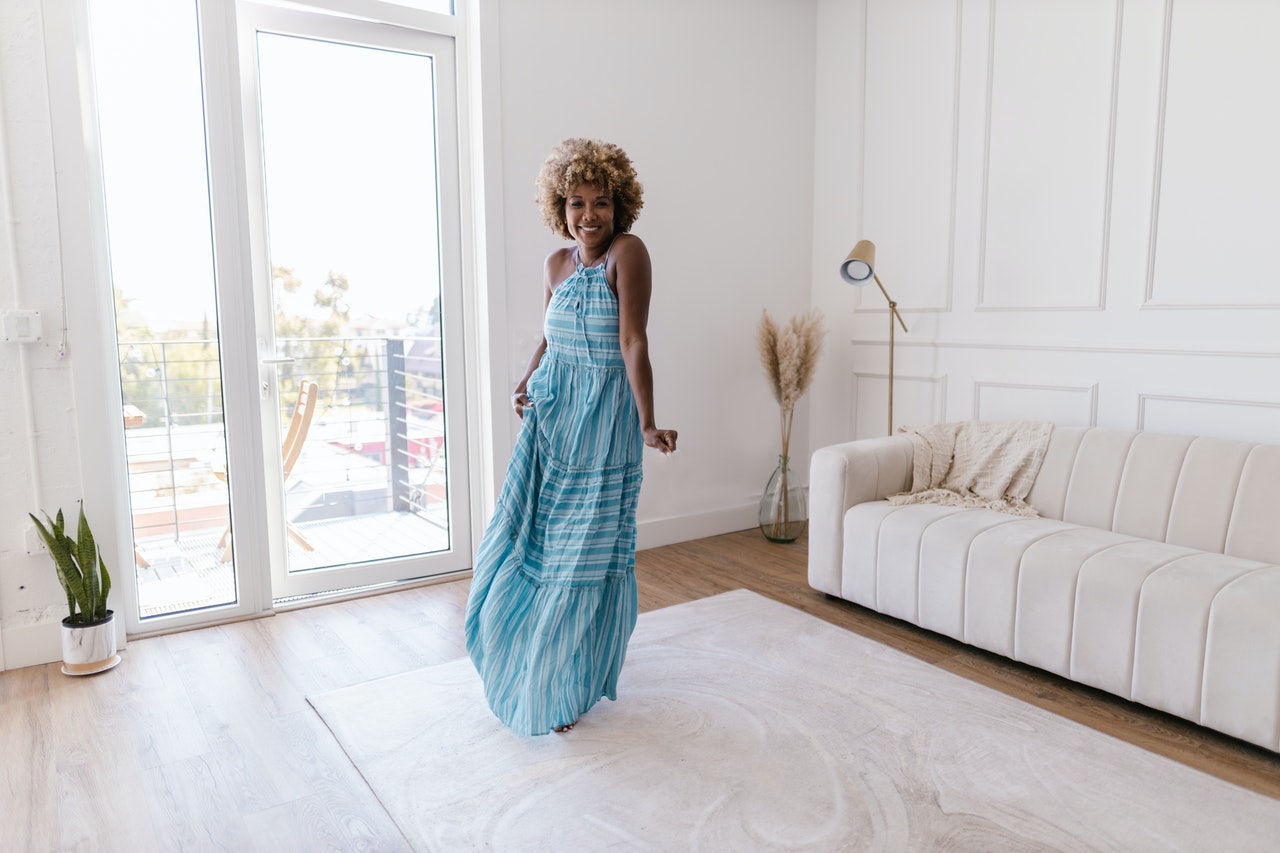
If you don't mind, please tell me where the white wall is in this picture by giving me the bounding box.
[493,0,819,545]
[809,0,1280,451]
[0,0,88,667]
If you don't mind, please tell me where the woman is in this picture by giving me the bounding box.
[464,138,678,735]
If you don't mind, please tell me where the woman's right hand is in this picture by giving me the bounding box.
[512,391,532,419]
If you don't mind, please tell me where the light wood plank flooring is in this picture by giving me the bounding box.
[3,529,1277,851]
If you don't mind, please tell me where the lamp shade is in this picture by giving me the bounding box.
[840,239,876,285]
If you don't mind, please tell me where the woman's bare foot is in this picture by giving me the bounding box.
[553,722,575,733]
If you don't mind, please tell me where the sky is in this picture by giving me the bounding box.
[91,0,443,333]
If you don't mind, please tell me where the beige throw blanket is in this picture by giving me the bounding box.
[888,420,1054,517]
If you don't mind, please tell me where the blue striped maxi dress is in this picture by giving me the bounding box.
[464,250,642,735]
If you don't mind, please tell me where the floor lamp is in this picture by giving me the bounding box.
[840,239,908,436]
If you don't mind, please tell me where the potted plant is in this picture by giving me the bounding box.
[29,503,120,675]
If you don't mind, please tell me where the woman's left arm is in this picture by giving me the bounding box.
[614,235,678,454]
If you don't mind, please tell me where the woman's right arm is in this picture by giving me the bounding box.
[511,255,557,418]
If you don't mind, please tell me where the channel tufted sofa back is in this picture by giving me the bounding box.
[1026,428,1280,564]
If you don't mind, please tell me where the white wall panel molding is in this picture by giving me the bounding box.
[1141,0,1172,308]
[974,304,1107,314]
[977,0,1121,311]
[849,337,1279,438]
[1145,0,1280,308]
[1138,394,1280,444]
[851,369,947,439]
[1141,299,1280,311]
[817,0,1279,453]
[975,381,1099,427]
[860,0,960,316]
[1104,0,1167,315]
[876,339,1280,360]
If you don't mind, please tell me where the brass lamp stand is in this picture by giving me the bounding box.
[840,239,908,436]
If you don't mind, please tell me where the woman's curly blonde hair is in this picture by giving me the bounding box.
[535,138,644,240]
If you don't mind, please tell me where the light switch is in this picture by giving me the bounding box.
[3,309,42,343]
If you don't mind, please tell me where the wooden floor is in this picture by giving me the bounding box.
[4,529,1278,851]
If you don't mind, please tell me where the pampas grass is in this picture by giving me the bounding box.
[757,309,826,461]
[757,309,826,540]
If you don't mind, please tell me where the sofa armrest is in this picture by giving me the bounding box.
[807,436,913,597]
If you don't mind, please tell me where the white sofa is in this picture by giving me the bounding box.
[809,426,1280,751]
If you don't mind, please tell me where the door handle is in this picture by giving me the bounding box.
[260,356,295,396]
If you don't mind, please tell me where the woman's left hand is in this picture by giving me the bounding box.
[644,427,678,455]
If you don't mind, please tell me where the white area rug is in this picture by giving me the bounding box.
[309,590,1280,851]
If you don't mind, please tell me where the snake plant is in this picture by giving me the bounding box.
[29,504,113,625]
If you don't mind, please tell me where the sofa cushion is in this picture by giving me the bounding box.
[1069,539,1201,699]
[1201,567,1280,750]
[1166,438,1254,555]
[1020,429,1279,565]
[1130,554,1272,728]
[1225,445,1280,564]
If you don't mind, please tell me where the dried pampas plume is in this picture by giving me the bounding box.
[757,309,825,410]
[756,309,826,459]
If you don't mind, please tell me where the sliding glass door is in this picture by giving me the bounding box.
[240,5,471,599]
[89,0,471,632]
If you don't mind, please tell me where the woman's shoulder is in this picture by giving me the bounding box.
[542,244,573,270]
[544,246,575,283]
[544,246,575,267]
[609,232,649,266]
[606,233,651,296]
[611,232,646,254]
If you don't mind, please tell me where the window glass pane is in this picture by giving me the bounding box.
[256,32,451,572]
[90,0,237,617]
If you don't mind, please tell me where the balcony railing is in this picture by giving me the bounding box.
[119,335,447,547]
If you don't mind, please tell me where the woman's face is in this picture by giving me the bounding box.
[565,183,615,253]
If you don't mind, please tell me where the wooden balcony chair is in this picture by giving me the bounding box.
[217,379,320,562]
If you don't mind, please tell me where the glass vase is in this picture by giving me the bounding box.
[758,455,807,543]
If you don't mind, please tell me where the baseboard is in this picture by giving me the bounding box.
[3,608,131,671]
[2,617,61,670]
[636,502,759,551]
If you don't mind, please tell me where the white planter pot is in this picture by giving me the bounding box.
[61,612,120,676]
